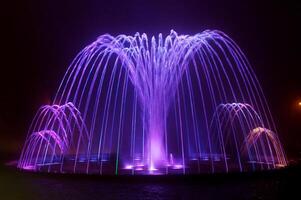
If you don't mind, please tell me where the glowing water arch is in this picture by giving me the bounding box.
[18,102,89,172]
[210,103,286,172]
[245,127,287,167]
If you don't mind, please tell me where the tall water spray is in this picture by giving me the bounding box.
[18,30,287,175]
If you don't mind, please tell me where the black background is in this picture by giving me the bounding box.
[1,0,300,161]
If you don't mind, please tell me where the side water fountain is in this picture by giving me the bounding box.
[18,30,287,175]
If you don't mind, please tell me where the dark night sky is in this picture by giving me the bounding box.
[1,0,300,160]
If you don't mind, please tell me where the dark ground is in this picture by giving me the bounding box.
[1,157,300,200]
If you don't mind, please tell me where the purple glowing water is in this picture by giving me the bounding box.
[18,30,287,175]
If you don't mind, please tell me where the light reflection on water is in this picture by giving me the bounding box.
[20,176,281,200]
[1,166,292,200]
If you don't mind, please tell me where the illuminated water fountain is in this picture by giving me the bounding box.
[18,30,287,175]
